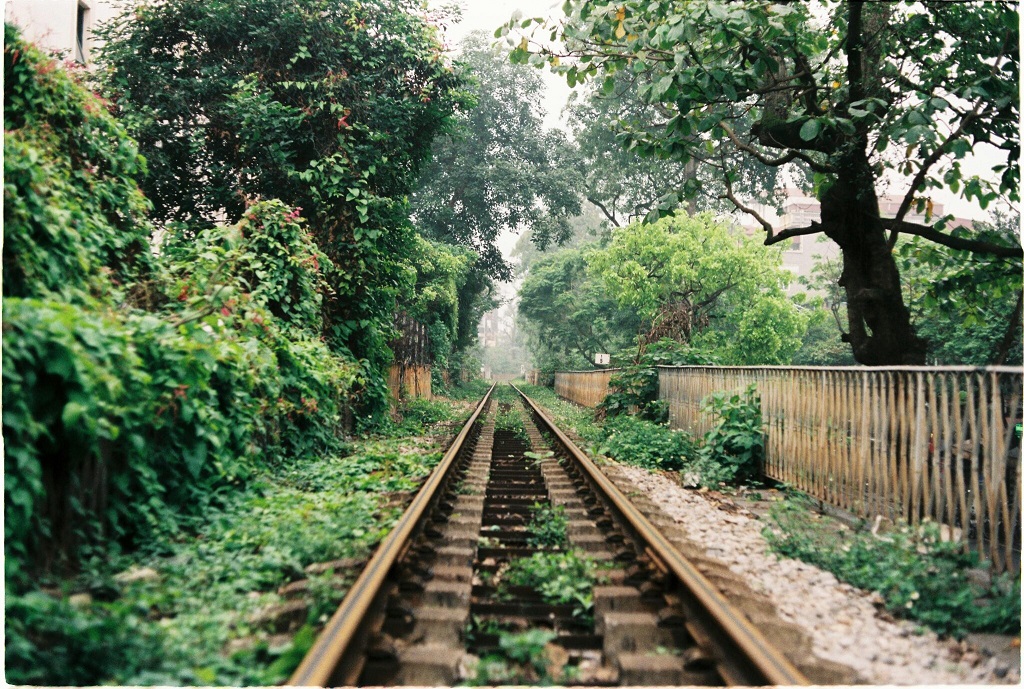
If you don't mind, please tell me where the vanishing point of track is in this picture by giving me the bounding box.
[288,384,811,686]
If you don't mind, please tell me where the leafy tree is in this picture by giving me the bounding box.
[503,1,1021,365]
[897,211,1022,365]
[97,0,467,410]
[412,32,582,281]
[566,73,782,227]
[518,248,641,371]
[586,212,807,364]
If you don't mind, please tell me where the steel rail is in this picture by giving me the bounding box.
[288,383,495,687]
[513,384,810,686]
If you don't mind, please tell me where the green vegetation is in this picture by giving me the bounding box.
[413,32,581,282]
[597,415,695,472]
[506,1,1021,366]
[518,248,641,372]
[494,405,528,441]
[688,386,765,487]
[765,497,1021,638]
[5,427,455,685]
[2,21,486,686]
[466,628,560,686]
[526,503,569,549]
[587,213,807,365]
[598,339,715,422]
[499,551,602,621]
[4,28,356,584]
[97,0,471,413]
[518,213,808,375]
[513,383,603,446]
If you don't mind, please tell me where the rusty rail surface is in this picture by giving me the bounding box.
[513,385,810,686]
[658,365,1022,573]
[288,383,495,686]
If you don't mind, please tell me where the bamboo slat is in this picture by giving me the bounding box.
[655,365,1022,573]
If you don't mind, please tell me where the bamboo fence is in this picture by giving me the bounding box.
[658,365,1023,573]
[554,369,620,408]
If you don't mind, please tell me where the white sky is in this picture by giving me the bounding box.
[433,0,572,130]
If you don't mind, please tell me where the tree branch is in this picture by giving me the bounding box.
[586,195,620,227]
[887,100,987,249]
[720,121,835,172]
[880,218,1024,258]
[764,222,827,246]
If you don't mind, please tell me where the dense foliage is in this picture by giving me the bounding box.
[3,24,152,301]
[6,426,453,685]
[3,26,355,584]
[518,247,641,371]
[598,338,715,421]
[403,236,494,386]
[588,212,807,362]
[97,0,468,412]
[897,213,1022,365]
[597,415,696,472]
[519,212,808,373]
[504,1,1021,365]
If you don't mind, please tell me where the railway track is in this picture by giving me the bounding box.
[289,384,820,686]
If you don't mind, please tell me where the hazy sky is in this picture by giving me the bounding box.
[434,0,572,130]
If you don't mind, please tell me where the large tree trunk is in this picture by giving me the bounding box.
[820,151,926,365]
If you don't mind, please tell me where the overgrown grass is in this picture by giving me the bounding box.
[5,398,468,685]
[764,495,1021,638]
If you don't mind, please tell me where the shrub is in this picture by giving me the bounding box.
[598,339,715,421]
[683,384,764,487]
[597,415,696,472]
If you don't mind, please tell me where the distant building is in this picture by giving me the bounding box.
[6,0,118,65]
[478,312,499,348]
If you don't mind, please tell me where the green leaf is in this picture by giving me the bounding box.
[799,118,821,141]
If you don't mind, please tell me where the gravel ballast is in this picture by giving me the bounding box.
[612,463,1020,685]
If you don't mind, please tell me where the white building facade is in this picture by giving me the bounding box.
[6,0,118,64]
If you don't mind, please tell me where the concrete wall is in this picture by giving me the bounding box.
[6,0,118,64]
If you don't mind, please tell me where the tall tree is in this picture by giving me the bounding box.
[413,32,581,281]
[97,0,466,409]
[503,1,1020,365]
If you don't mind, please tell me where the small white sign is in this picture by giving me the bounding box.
[594,353,610,365]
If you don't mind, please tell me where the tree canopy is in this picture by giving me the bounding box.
[518,248,641,370]
[503,1,1021,365]
[587,212,806,364]
[413,32,581,281]
[97,0,468,407]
